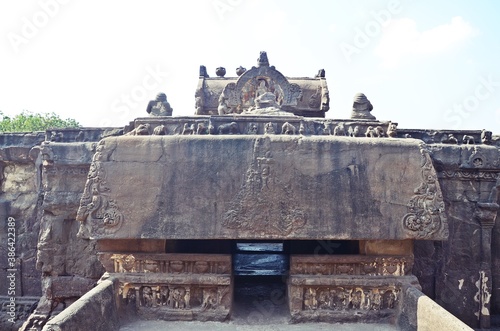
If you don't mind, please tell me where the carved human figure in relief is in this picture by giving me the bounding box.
[146,92,173,116]
[351,93,375,120]
[142,287,154,307]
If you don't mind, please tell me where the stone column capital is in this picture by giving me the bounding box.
[475,202,499,228]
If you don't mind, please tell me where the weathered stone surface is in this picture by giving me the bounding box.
[287,275,419,323]
[41,278,119,331]
[76,135,448,241]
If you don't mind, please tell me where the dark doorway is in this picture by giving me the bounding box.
[232,241,290,324]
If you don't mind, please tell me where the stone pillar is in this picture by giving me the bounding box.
[475,202,499,329]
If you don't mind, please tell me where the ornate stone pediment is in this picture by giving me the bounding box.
[195,51,329,117]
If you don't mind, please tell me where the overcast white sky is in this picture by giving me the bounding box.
[1,0,500,131]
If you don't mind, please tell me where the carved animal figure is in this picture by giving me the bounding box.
[201,289,218,310]
[348,126,359,137]
[75,131,85,142]
[441,134,458,144]
[181,123,195,135]
[463,135,475,145]
[281,122,296,135]
[196,123,208,135]
[481,129,492,145]
[125,124,150,136]
[217,122,239,135]
[333,123,345,136]
[365,126,385,138]
[50,131,63,142]
[322,121,332,135]
[152,124,167,135]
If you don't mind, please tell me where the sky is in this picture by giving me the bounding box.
[1,0,500,131]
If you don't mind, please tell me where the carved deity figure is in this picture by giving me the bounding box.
[142,287,154,307]
[146,92,173,116]
[167,287,187,309]
[351,93,376,120]
[264,122,275,135]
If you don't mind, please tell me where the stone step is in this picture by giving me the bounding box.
[119,320,400,331]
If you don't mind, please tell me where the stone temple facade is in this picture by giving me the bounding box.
[0,52,499,330]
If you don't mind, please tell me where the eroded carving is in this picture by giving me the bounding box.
[281,122,296,135]
[463,135,475,145]
[125,124,151,136]
[146,92,173,116]
[290,256,413,276]
[76,140,124,236]
[301,286,399,311]
[402,144,448,239]
[264,122,275,135]
[348,126,359,137]
[387,122,397,138]
[153,124,167,135]
[217,122,239,135]
[441,133,458,144]
[223,138,306,235]
[351,93,375,120]
[333,123,346,136]
[365,126,385,138]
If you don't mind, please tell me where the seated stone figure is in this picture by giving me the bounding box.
[351,93,375,120]
[146,92,173,116]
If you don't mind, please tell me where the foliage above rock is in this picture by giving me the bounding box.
[0,110,80,132]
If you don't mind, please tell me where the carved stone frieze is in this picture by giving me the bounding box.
[120,283,231,313]
[290,255,413,276]
[76,140,124,237]
[439,170,499,181]
[402,144,448,239]
[298,285,399,311]
[103,253,231,275]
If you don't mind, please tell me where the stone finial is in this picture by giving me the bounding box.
[199,65,209,78]
[146,92,173,116]
[257,51,269,67]
[236,66,246,76]
[215,67,226,77]
[351,93,376,120]
[316,69,325,78]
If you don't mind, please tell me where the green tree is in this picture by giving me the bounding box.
[0,110,80,132]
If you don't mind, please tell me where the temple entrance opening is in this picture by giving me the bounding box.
[230,240,359,323]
